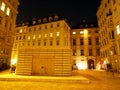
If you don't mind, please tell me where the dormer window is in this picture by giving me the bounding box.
[33,21,36,25]
[49,17,53,22]
[54,15,59,21]
[43,18,47,23]
[38,19,41,24]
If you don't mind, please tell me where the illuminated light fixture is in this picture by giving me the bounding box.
[84,29,88,38]
[73,32,76,34]
[6,7,10,16]
[1,2,5,11]
[11,58,17,65]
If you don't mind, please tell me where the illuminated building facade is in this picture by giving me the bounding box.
[96,0,120,72]
[71,21,100,70]
[12,15,72,76]
[0,0,19,69]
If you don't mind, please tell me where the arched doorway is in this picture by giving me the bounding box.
[88,59,94,69]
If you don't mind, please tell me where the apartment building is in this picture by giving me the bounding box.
[11,15,72,76]
[0,0,19,69]
[71,21,100,70]
[96,0,120,72]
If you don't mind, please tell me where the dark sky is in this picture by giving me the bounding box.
[17,0,101,26]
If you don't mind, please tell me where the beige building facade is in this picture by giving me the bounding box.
[0,0,19,69]
[12,16,72,76]
[71,22,100,70]
[97,0,120,72]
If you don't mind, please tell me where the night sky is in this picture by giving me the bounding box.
[17,0,101,27]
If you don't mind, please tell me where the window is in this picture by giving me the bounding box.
[95,30,98,33]
[113,0,116,5]
[89,49,92,56]
[56,32,60,36]
[6,7,10,16]
[80,38,84,45]
[88,37,92,45]
[81,49,84,55]
[56,40,59,46]
[80,31,83,34]
[23,35,25,39]
[38,41,40,46]
[16,36,18,40]
[50,41,53,46]
[33,35,36,39]
[19,36,22,40]
[73,49,76,56]
[38,34,41,38]
[33,21,36,25]
[57,23,60,27]
[28,41,30,46]
[39,26,41,30]
[19,29,23,33]
[116,25,120,34]
[95,37,99,45]
[32,42,35,46]
[28,36,30,40]
[111,30,115,39]
[34,27,36,31]
[29,28,31,32]
[50,33,53,37]
[51,24,53,28]
[73,39,76,46]
[45,25,47,29]
[44,34,47,38]
[44,41,46,46]
[1,2,5,11]
[72,32,76,34]
[96,49,100,56]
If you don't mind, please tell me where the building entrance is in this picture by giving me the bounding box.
[88,59,94,69]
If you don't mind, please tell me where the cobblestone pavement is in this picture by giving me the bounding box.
[0,70,120,90]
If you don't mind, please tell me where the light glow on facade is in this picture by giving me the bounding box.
[76,59,87,70]
[84,29,88,38]
[11,58,17,65]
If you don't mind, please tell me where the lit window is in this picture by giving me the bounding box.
[33,35,36,39]
[28,36,30,40]
[80,31,83,34]
[44,34,47,38]
[6,7,10,16]
[56,32,60,36]
[38,34,41,38]
[33,21,36,25]
[116,25,120,34]
[19,29,23,33]
[1,2,5,11]
[72,32,76,34]
[50,33,53,37]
